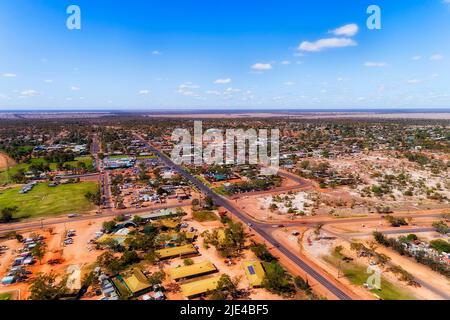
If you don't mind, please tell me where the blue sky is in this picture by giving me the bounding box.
[0,0,449,110]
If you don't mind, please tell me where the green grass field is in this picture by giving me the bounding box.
[136,155,156,160]
[0,292,12,300]
[0,156,94,184]
[323,253,416,300]
[212,186,229,196]
[192,210,218,222]
[0,182,98,219]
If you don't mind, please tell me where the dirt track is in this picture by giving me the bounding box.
[0,152,16,170]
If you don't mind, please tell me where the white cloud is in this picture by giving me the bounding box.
[44,79,53,83]
[412,55,422,61]
[177,82,200,97]
[71,86,80,91]
[407,79,421,84]
[139,89,150,95]
[20,90,40,97]
[225,87,241,93]
[151,50,161,55]
[251,63,273,71]
[205,90,221,95]
[2,73,17,78]
[283,81,295,86]
[298,38,357,52]
[178,82,199,90]
[214,78,232,84]
[364,61,388,67]
[430,53,444,60]
[280,60,291,65]
[330,24,359,37]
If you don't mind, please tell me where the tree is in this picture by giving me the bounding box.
[183,258,194,266]
[102,220,117,233]
[85,190,101,206]
[191,198,200,207]
[294,276,312,295]
[96,252,122,274]
[132,215,144,225]
[251,243,277,262]
[222,222,246,257]
[11,169,26,183]
[262,262,295,295]
[125,233,156,252]
[82,270,98,288]
[373,231,389,246]
[31,242,47,264]
[385,215,408,227]
[314,223,324,238]
[114,214,126,222]
[148,271,166,286]
[0,206,18,223]
[15,233,24,243]
[432,221,449,235]
[120,250,141,266]
[204,196,215,209]
[102,238,124,252]
[144,250,158,264]
[209,274,241,300]
[334,245,344,256]
[29,273,69,300]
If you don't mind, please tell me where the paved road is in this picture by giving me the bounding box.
[90,133,113,209]
[0,202,190,235]
[136,134,352,300]
[277,169,311,186]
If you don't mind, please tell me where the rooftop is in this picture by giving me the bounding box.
[180,275,222,298]
[155,244,198,259]
[243,261,265,287]
[169,261,217,281]
[122,269,152,295]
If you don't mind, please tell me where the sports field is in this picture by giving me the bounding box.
[0,181,98,219]
[0,156,94,184]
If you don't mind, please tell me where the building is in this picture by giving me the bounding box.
[243,261,266,287]
[103,157,135,169]
[156,244,198,260]
[139,208,182,221]
[111,269,152,298]
[180,275,222,299]
[169,261,218,282]
[122,269,153,297]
